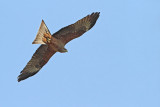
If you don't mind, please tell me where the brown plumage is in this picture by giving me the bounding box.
[18,12,100,82]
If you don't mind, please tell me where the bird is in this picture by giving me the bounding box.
[18,12,100,82]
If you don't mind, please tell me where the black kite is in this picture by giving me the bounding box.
[18,12,100,82]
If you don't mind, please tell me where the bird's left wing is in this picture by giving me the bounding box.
[53,12,100,44]
[18,45,56,82]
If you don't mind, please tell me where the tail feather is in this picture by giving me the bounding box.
[32,20,51,44]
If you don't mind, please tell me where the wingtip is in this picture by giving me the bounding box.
[17,79,21,82]
[17,77,21,82]
[17,71,31,82]
[87,12,100,30]
[17,74,24,82]
[92,12,100,15]
[17,74,29,82]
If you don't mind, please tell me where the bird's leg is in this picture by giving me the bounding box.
[42,33,52,44]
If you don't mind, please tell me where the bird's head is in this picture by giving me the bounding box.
[61,48,68,53]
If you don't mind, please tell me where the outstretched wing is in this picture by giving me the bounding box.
[53,12,100,44]
[18,45,56,82]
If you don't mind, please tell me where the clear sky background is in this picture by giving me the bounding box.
[0,0,160,107]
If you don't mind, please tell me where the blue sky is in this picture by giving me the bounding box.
[0,0,160,107]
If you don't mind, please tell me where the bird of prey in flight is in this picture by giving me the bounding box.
[18,12,100,82]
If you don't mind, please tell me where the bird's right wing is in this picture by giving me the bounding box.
[18,45,56,82]
[53,12,100,44]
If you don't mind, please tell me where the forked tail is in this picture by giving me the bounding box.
[32,20,51,44]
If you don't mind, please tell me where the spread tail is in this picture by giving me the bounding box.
[32,20,51,44]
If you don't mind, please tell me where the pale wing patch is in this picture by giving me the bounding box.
[32,20,51,44]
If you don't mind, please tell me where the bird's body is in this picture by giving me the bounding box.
[43,33,67,53]
[18,12,100,82]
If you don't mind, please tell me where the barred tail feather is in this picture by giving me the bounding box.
[32,20,51,44]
